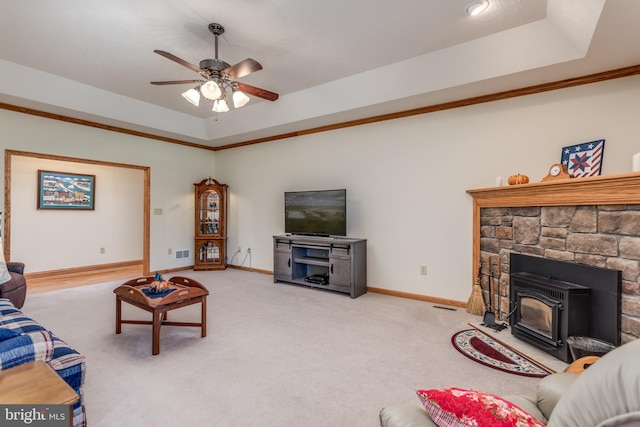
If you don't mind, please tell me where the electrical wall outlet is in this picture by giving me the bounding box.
[100,247,106,254]
[168,248,172,255]
[420,265,427,275]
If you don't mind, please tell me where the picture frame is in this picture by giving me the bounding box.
[37,170,95,210]
[560,139,605,178]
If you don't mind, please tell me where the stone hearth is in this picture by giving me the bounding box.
[468,173,640,344]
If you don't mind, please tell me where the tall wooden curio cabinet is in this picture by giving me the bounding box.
[194,178,228,270]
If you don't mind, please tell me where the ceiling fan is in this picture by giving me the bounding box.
[151,23,278,112]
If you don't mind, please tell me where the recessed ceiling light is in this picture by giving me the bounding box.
[466,0,489,16]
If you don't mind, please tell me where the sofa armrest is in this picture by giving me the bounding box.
[0,330,54,370]
[379,401,437,427]
[6,262,25,275]
[535,372,579,420]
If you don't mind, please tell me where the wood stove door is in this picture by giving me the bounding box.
[511,290,560,347]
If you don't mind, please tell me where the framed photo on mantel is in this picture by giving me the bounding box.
[560,139,605,178]
[37,170,95,210]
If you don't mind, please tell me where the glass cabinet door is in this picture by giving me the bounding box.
[199,190,220,235]
[199,241,221,264]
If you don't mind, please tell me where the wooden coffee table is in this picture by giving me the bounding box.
[114,276,209,355]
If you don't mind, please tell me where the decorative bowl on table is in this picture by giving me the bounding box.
[148,280,170,294]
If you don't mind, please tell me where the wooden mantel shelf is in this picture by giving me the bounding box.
[467,172,640,207]
[465,172,640,297]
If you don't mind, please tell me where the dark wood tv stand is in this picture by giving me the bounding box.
[273,235,367,298]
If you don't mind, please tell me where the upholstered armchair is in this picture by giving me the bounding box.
[0,262,27,308]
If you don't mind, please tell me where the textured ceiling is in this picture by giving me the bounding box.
[0,0,639,148]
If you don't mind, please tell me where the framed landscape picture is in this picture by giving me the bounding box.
[37,170,95,210]
[560,139,605,178]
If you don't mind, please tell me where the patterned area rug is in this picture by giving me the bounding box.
[451,329,554,378]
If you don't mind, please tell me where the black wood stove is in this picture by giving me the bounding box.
[509,253,621,363]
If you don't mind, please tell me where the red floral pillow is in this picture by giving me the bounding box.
[416,387,545,427]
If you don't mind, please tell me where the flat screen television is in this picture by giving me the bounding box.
[284,189,347,236]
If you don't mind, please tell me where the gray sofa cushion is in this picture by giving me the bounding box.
[379,401,436,427]
[548,339,640,427]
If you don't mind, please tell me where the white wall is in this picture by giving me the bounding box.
[2,75,639,301]
[215,75,640,303]
[0,109,217,273]
[10,156,143,271]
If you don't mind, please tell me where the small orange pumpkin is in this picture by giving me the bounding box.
[508,174,529,185]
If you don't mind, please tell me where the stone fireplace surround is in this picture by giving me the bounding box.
[467,172,640,344]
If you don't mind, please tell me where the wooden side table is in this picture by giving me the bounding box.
[0,360,79,404]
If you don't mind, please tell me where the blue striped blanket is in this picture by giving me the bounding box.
[0,298,86,427]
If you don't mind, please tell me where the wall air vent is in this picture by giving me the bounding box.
[175,250,190,259]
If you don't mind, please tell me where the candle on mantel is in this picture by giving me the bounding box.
[633,153,640,172]
[495,176,503,187]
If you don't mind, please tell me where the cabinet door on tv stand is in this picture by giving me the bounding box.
[329,255,351,288]
[274,250,292,281]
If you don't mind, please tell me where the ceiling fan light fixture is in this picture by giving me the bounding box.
[152,23,278,113]
[181,87,200,106]
[212,98,229,113]
[466,0,489,16]
[232,90,250,108]
[201,81,222,100]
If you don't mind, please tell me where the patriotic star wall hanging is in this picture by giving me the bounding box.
[560,139,605,178]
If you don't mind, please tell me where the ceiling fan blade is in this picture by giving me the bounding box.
[150,80,204,85]
[236,82,279,101]
[154,50,204,74]
[223,59,262,80]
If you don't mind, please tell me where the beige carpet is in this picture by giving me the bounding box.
[22,269,545,427]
